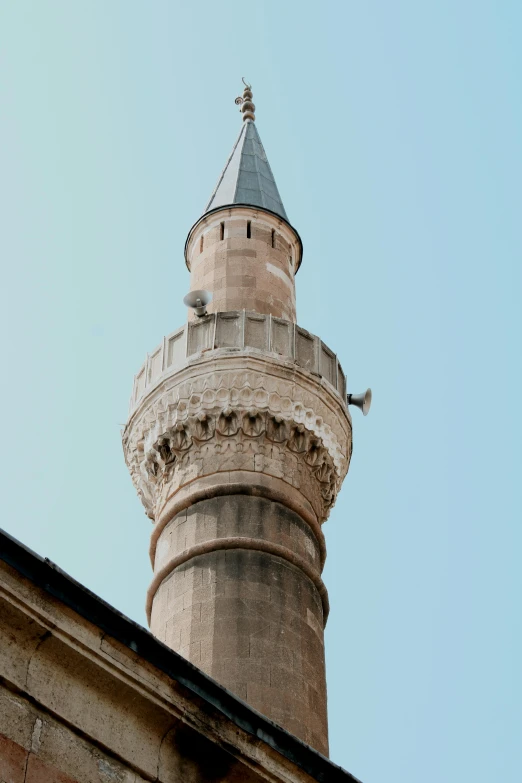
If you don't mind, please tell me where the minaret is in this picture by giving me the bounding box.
[123,83,358,756]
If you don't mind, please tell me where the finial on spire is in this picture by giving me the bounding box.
[234,78,255,122]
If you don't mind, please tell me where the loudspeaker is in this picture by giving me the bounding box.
[347,388,372,416]
[183,289,212,317]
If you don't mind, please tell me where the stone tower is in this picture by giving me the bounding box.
[123,83,356,757]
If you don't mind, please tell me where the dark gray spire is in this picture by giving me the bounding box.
[203,84,288,221]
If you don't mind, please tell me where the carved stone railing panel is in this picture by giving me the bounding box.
[270,317,293,356]
[337,359,346,400]
[130,311,347,416]
[295,326,316,372]
[320,343,336,388]
[244,312,268,350]
[215,312,242,348]
[187,318,212,355]
[166,327,185,369]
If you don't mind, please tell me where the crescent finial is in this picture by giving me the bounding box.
[234,79,255,122]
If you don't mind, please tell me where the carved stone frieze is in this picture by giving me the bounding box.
[123,357,352,523]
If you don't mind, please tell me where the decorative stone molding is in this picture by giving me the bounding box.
[146,536,329,625]
[131,406,340,522]
[150,471,327,570]
[123,356,352,526]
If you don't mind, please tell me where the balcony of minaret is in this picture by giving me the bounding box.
[129,310,347,424]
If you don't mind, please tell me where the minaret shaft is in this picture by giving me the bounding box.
[150,495,329,754]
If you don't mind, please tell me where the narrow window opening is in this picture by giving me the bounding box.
[220,221,225,240]
[200,235,204,253]
[271,229,275,248]
[247,221,251,239]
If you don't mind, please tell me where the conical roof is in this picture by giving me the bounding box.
[203,120,288,221]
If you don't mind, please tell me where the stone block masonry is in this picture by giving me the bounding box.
[185,207,301,322]
[150,495,329,755]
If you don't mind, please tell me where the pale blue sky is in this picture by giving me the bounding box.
[1,2,521,781]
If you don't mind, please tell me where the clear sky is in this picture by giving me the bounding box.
[1,2,521,781]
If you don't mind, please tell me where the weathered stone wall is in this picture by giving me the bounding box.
[150,495,329,755]
[0,688,148,783]
[185,207,301,321]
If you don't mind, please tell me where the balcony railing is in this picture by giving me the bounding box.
[130,311,347,414]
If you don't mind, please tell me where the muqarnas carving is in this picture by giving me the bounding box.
[123,370,352,526]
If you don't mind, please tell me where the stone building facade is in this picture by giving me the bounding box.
[0,83,367,782]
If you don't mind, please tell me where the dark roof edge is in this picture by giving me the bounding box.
[184,204,304,273]
[0,528,361,783]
